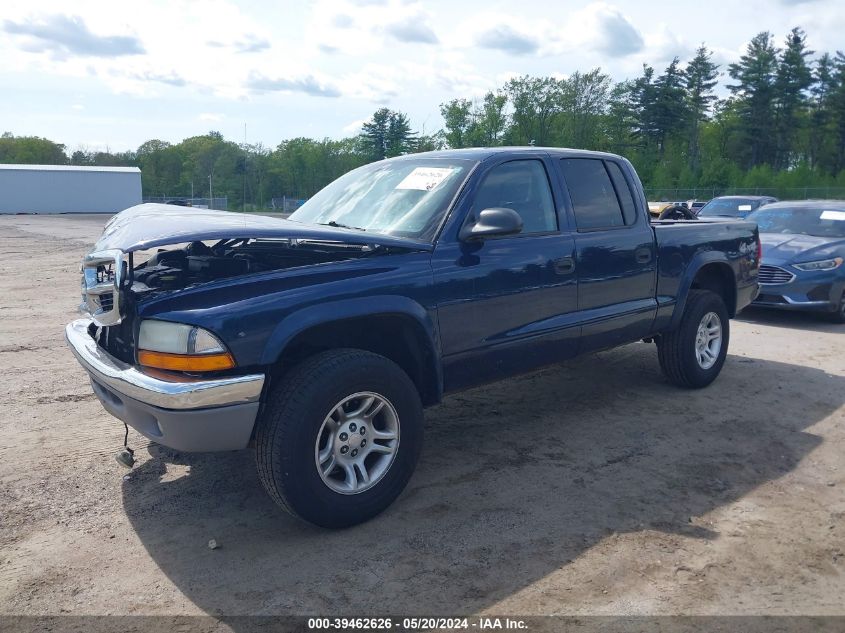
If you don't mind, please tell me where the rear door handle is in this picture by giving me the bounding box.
[554,256,576,275]
[635,248,653,264]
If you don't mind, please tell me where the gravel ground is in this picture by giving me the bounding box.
[0,214,843,618]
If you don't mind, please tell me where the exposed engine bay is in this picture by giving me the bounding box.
[131,238,385,294]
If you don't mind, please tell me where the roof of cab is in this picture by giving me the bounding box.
[389,146,626,162]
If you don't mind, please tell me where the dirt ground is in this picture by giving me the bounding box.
[0,214,843,618]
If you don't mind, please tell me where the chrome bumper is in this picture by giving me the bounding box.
[65,318,265,410]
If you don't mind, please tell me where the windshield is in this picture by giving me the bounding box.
[288,158,475,241]
[698,198,763,218]
[747,206,845,238]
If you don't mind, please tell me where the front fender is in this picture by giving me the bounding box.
[260,294,441,366]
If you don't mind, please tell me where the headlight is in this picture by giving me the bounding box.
[793,257,843,272]
[138,320,235,372]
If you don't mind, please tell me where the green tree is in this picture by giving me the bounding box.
[504,76,564,145]
[684,45,719,173]
[475,91,508,146]
[361,108,415,160]
[440,99,473,148]
[559,69,611,149]
[728,31,779,167]
[809,52,837,170]
[774,28,813,168]
[0,134,67,164]
[651,58,689,160]
[830,52,845,173]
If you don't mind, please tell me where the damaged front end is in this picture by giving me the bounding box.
[69,204,431,453]
[80,249,127,326]
[79,203,430,327]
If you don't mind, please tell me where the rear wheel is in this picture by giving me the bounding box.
[255,349,423,528]
[657,290,730,388]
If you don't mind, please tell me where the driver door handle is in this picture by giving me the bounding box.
[635,247,653,264]
[554,256,576,275]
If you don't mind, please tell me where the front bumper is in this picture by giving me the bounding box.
[65,318,265,451]
[752,275,843,313]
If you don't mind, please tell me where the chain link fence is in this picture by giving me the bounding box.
[644,187,845,202]
[271,196,307,212]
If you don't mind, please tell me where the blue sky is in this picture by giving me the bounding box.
[1,0,843,153]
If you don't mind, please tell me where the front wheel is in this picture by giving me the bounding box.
[255,349,423,528]
[657,290,730,388]
[827,291,845,323]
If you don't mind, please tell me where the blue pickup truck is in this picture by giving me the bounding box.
[67,148,760,527]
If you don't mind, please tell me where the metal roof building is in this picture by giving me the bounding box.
[0,164,142,214]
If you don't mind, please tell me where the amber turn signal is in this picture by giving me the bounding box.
[137,350,235,372]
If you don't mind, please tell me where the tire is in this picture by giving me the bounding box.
[658,204,696,221]
[657,290,730,388]
[827,291,845,323]
[255,349,423,528]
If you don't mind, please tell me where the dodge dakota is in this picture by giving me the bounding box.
[66,148,761,527]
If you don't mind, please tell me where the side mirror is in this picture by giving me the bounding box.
[460,207,523,241]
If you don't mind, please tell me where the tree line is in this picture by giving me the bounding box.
[2,26,845,207]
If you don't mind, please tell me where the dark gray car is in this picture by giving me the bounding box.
[698,195,778,219]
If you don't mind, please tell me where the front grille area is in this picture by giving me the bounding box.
[81,249,124,326]
[95,292,114,312]
[758,264,795,285]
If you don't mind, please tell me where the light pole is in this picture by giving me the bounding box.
[208,173,213,209]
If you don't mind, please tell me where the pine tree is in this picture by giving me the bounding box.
[830,52,845,174]
[684,45,719,173]
[631,64,658,151]
[385,111,416,157]
[361,108,390,161]
[773,27,813,168]
[728,31,780,167]
[360,108,415,160]
[809,53,837,170]
[604,80,639,154]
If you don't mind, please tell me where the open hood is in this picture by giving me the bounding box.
[94,204,432,253]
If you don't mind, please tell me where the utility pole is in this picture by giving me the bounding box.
[208,173,213,209]
[243,122,247,213]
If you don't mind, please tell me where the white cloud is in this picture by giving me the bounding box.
[3,14,144,59]
[382,16,439,44]
[570,3,644,57]
[475,24,539,55]
[342,118,366,134]
[307,0,439,56]
[247,73,342,98]
[198,112,223,122]
[454,4,643,59]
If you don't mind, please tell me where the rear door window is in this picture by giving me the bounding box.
[560,158,626,230]
[605,161,638,225]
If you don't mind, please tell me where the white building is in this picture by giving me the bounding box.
[0,164,142,214]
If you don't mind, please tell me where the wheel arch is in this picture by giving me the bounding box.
[670,255,738,330]
[261,296,442,406]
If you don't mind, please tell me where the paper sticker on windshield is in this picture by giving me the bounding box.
[820,210,845,221]
[396,167,454,191]
[738,204,752,211]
